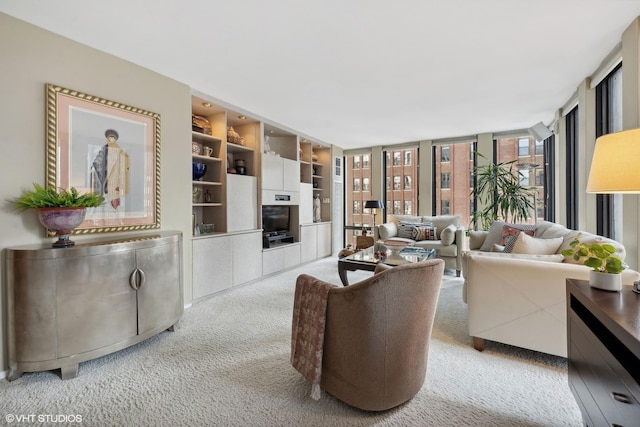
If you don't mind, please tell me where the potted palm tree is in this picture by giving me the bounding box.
[470,152,536,230]
[11,183,104,247]
[561,234,625,291]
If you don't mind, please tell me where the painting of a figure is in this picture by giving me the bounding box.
[47,83,160,233]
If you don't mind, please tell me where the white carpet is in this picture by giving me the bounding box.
[0,257,582,426]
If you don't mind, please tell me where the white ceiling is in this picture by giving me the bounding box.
[3,0,640,149]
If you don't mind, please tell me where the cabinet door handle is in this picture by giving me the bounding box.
[611,391,632,404]
[129,269,140,290]
[138,269,146,289]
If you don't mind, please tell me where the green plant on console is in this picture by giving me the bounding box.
[10,183,104,211]
[561,234,625,274]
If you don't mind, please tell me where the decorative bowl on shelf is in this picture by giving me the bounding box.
[192,163,207,181]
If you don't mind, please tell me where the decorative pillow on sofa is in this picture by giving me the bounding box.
[501,225,534,245]
[411,225,437,241]
[479,221,536,252]
[510,232,564,255]
[397,224,415,239]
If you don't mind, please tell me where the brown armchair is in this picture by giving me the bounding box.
[291,259,444,411]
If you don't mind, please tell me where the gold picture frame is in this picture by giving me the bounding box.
[46,83,161,234]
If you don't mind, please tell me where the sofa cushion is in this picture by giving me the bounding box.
[511,232,564,255]
[390,215,424,225]
[465,250,565,263]
[440,224,457,246]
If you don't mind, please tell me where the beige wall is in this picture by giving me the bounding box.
[0,13,193,373]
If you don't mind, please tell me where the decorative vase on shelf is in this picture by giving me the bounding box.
[589,270,622,292]
[192,163,207,181]
[37,207,87,248]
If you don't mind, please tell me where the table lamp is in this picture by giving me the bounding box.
[586,128,640,293]
[364,200,384,227]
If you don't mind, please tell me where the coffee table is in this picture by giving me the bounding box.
[338,246,436,286]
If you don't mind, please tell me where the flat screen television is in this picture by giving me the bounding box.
[262,205,290,234]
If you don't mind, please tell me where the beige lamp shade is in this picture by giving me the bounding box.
[587,128,640,193]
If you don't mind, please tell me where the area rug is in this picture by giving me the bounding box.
[0,257,582,426]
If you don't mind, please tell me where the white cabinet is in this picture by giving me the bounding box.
[193,235,233,299]
[301,222,332,264]
[262,153,284,191]
[231,231,262,285]
[227,174,258,232]
[300,224,318,263]
[262,243,301,276]
[282,158,300,191]
[317,222,332,257]
[262,153,300,205]
[193,230,263,299]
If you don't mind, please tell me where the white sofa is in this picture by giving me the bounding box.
[462,220,640,357]
[377,215,466,276]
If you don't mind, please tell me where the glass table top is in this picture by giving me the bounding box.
[343,246,436,266]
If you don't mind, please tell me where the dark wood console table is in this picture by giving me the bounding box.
[566,278,640,426]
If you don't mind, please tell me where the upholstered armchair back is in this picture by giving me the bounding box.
[320,259,444,410]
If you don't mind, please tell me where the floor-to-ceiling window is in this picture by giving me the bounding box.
[344,152,372,247]
[595,63,622,239]
[565,106,579,229]
[432,141,476,227]
[384,146,418,219]
[495,135,545,224]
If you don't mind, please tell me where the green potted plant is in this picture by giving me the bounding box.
[561,234,625,291]
[11,183,104,247]
[470,152,535,230]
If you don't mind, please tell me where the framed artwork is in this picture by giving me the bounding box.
[46,83,161,234]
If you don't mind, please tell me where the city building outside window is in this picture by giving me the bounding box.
[441,173,450,189]
[362,154,370,168]
[404,201,412,215]
[393,200,401,214]
[404,175,412,190]
[518,138,529,156]
[344,152,372,247]
[393,176,401,190]
[496,135,542,225]
[353,178,360,191]
[362,177,370,191]
[441,146,450,162]
[393,152,401,166]
[535,140,544,155]
[441,200,450,214]
[432,142,475,226]
[386,176,391,190]
[404,151,412,166]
